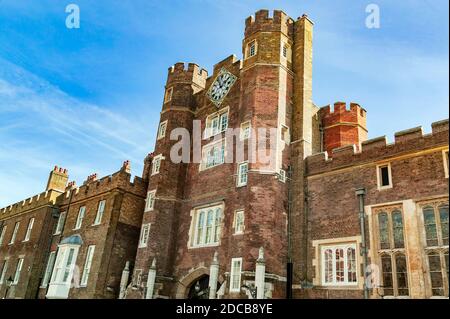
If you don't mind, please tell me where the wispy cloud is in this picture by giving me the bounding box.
[0,58,153,207]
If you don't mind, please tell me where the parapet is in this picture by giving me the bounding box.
[245,9,294,38]
[167,62,208,89]
[306,119,449,176]
[0,189,61,219]
[61,161,147,205]
[320,102,367,127]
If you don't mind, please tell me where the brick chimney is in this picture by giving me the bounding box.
[46,166,69,192]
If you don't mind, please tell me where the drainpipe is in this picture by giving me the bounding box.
[356,188,369,299]
[286,166,293,299]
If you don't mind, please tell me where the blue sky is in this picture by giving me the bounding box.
[0,0,448,207]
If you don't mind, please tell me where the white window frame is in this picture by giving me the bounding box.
[145,190,156,212]
[23,217,34,242]
[0,259,8,285]
[40,251,56,288]
[443,149,449,179]
[151,154,163,176]
[0,225,6,246]
[80,245,95,287]
[377,163,393,190]
[200,139,226,171]
[191,204,223,248]
[157,120,168,140]
[237,162,248,187]
[54,211,66,235]
[12,258,24,285]
[50,245,79,285]
[139,224,151,248]
[233,210,245,235]
[164,87,173,103]
[246,40,257,59]
[93,200,106,226]
[74,206,86,230]
[240,121,251,140]
[9,222,19,245]
[320,243,358,287]
[230,257,243,292]
[204,107,229,139]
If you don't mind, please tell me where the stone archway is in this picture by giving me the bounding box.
[175,267,209,299]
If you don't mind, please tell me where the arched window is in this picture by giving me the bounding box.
[438,204,449,246]
[428,251,444,296]
[423,206,438,247]
[381,254,393,296]
[392,211,405,248]
[378,212,389,249]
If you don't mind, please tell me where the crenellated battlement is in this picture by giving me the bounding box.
[320,102,366,121]
[306,119,449,175]
[167,62,208,89]
[245,9,294,37]
[61,162,147,205]
[0,189,61,219]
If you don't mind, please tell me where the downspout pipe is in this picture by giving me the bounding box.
[356,188,369,299]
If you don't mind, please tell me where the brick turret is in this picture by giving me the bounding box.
[320,102,368,156]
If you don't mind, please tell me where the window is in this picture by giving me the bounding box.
[230,258,243,292]
[246,40,257,58]
[423,204,449,247]
[204,108,229,138]
[151,155,163,176]
[54,211,66,235]
[41,252,56,288]
[281,42,292,62]
[9,222,19,245]
[321,244,358,286]
[50,246,79,285]
[93,200,106,225]
[164,87,173,103]
[234,210,245,234]
[0,260,8,284]
[422,202,449,297]
[192,205,222,248]
[377,164,392,190]
[62,248,76,283]
[23,218,34,242]
[0,225,6,246]
[375,207,409,297]
[201,140,225,171]
[80,245,95,287]
[443,150,449,178]
[12,258,24,285]
[237,162,248,187]
[74,206,86,230]
[139,224,150,248]
[157,120,168,140]
[240,121,251,140]
[145,191,156,212]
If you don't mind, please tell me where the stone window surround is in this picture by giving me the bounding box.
[151,154,164,176]
[145,190,157,212]
[204,106,229,139]
[187,201,224,249]
[139,223,151,248]
[311,236,363,290]
[417,198,449,298]
[245,40,257,60]
[164,87,173,104]
[376,162,393,191]
[157,120,168,140]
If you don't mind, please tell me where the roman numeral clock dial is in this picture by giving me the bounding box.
[206,68,237,107]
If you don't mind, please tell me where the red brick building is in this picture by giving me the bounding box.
[0,9,448,299]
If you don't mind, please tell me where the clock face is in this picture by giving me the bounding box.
[207,68,237,106]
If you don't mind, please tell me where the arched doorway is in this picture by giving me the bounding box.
[187,275,210,299]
